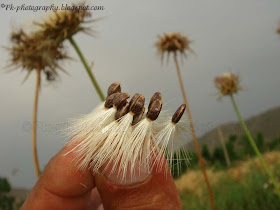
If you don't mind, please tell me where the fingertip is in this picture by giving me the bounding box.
[39,144,95,197]
[94,167,182,210]
[22,144,96,209]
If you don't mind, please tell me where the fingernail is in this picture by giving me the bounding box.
[102,161,151,186]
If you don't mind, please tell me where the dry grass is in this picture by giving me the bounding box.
[175,151,280,197]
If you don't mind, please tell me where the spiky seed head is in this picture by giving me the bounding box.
[37,2,92,44]
[214,72,241,96]
[7,28,68,82]
[156,32,194,61]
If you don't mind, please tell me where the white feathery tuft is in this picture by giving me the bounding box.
[154,117,191,176]
[64,102,108,139]
[120,118,158,178]
[62,83,191,180]
[64,104,118,171]
[93,112,134,177]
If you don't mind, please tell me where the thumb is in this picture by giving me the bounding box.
[94,165,182,210]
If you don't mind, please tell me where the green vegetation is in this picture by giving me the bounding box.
[180,164,280,210]
[173,132,280,174]
[175,132,280,209]
[0,177,23,210]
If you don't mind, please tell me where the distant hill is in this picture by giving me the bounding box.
[188,106,280,151]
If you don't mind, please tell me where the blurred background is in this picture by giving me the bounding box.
[0,0,280,209]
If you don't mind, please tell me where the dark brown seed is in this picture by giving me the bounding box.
[146,99,162,121]
[104,93,119,108]
[113,92,130,109]
[132,107,145,125]
[148,92,162,110]
[129,94,145,115]
[129,93,140,105]
[172,104,186,123]
[107,82,121,97]
[115,102,130,120]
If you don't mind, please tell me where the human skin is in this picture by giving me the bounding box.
[21,143,182,210]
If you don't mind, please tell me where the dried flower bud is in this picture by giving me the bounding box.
[214,72,241,96]
[7,29,68,82]
[156,32,194,61]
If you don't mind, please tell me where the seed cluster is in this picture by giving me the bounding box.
[66,82,190,178]
[105,83,185,127]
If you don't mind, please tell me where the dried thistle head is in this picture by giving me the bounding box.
[156,32,194,61]
[7,28,68,81]
[214,72,241,96]
[37,2,92,44]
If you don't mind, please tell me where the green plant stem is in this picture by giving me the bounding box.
[230,94,280,197]
[173,52,217,210]
[68,36,105,101]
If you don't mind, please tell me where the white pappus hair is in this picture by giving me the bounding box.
[63,84,190,181]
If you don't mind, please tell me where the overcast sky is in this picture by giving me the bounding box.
[0,0,280,189]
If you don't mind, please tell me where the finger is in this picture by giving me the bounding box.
[94,165,182,210]
[21,144,96,210]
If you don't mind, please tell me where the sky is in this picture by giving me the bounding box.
[0,0,280,189]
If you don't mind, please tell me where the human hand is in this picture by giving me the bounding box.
[21,143,182,210]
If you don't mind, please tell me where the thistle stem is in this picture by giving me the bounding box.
[32,66,41,178]
[173,53,217,210]
[68,36,105,101]
[230,94,280,197]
